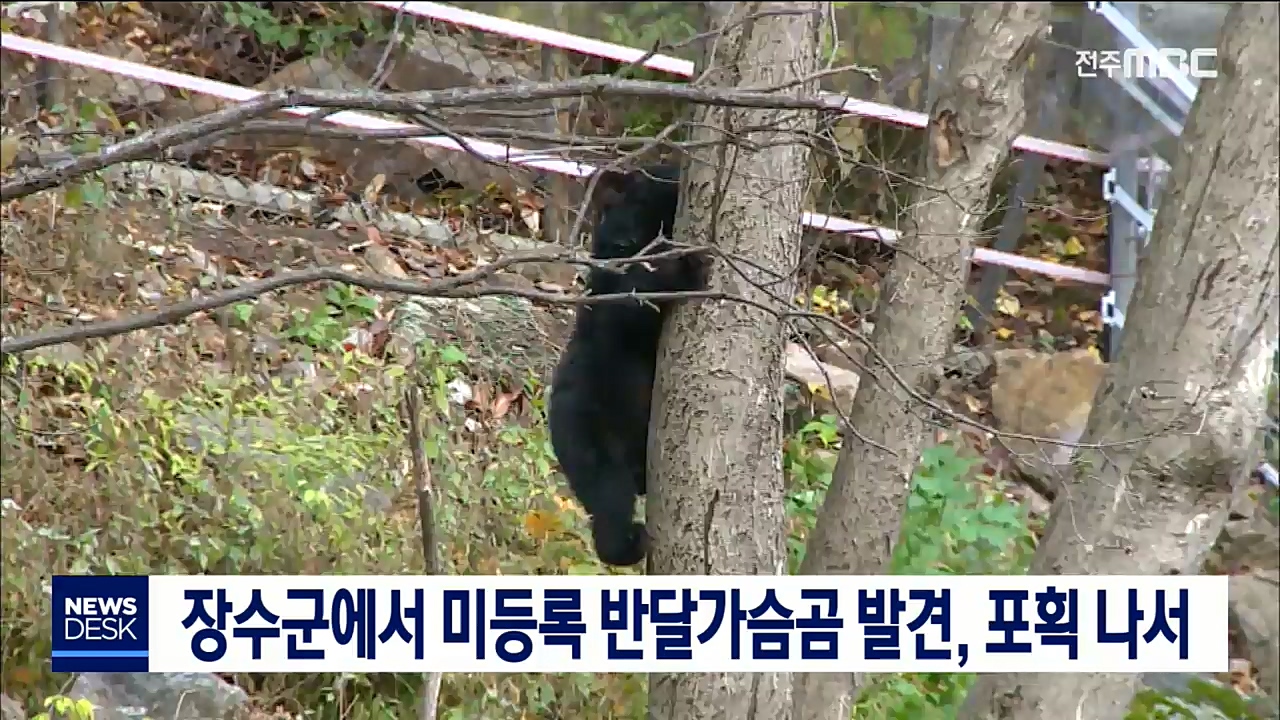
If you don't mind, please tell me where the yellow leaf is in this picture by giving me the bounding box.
[553,494,577,512]
[995,292,1021,317]
[995,327,1015,340]
[523,510,560,541]
[807,382,831,400]
[1063,236,1087,257]
[1088,345,1103,362]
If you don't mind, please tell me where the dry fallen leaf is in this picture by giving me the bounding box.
[520,204,541,235]
[491,392,516,419]
[995,327,1016,340]
[363,245,407,278]
[964,394,984,414]
[995,291,1021,317]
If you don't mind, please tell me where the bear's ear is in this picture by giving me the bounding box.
[587,165,634,214]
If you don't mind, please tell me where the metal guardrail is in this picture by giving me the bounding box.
[1087,2,1278,488]
[1087,2,1186,357]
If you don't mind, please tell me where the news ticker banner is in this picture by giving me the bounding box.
[53,574,1226,674]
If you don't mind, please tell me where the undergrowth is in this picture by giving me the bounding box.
[6,340,1264,718]
[2,324,1042,720]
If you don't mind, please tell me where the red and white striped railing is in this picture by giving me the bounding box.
[0,29,1110,286]
[365,1,1112,169]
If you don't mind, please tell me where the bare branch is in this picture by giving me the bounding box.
[0,249,719,356]
[1,77,846,202]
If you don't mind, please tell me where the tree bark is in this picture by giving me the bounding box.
[791,5,1051,717]
[645,3,822,720]
[958,4,1280,719]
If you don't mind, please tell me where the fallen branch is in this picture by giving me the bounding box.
[0,251,720,356]
[1,76,847,202]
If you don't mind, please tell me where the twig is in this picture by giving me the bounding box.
[369,3,410,90]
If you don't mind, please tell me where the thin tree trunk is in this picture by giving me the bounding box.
[402,385,444,720]
[646,3,822,720]
[958,4,1280,718]
[791,5,1051,717]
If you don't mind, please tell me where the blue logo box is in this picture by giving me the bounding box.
[51,576,150,672]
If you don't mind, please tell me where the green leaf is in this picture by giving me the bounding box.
[64,182,85,208]
[440,345,468,365]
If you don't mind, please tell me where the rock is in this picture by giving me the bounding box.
[989,348,1106,488]
[470,231,578,288]
[785,342,861,414]
[1,694,24,720]
[324,469,394,515]
[1229,574,1280,706]
[68,673,247,720]
[1212,484,1280,575]
[28,342,87,367]
[387,295,561,382]
[174,409,393,516]
[943,345,993,380]
[167,29,555,205]
[343,27,553,200]
[177,412,284,455]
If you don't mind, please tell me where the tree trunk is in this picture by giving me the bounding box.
[791,5,1051,717]
[958,4,1280,719]
[645,3,822,719]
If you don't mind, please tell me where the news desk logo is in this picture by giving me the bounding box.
[1077,48,1218,80]
[52,576,150,672]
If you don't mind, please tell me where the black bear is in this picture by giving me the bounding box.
[547,164,705,568]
